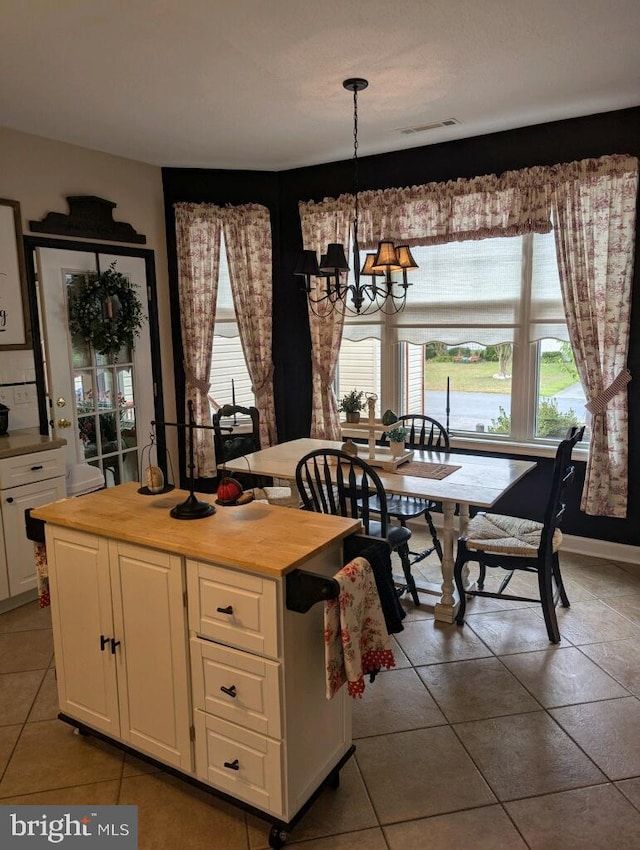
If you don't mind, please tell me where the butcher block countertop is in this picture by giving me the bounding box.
[0,428,66,460]
[32,481,361,578]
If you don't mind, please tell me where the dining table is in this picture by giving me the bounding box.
[221,437,536,623]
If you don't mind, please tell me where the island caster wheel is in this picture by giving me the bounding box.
[268,825,288,848]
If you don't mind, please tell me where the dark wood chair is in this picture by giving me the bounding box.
[373,414,450,566]
[295,448,418,604]
[212,404,295,506]
[454,426,585,643]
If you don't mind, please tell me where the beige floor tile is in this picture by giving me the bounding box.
[0,724,21,774]
[416,657,540,722]
[553,598,640,645]
[0,629,54,673]
[464,608,569,654]
[601,593,640,626]
[558,553,611,572]
[122,752,163,777]
[550,697,640,780]
[506,784,640,849]
[384,804,529,849]
[0,720,123,797]
[353,667,446,737]
[2,780,120,805]
[616,777,640,810]
[501,646,630,707]
[561,562,640,598]
[397,595,436,622]
[355,727,495,824]
[0,601,52,633]
[277,828,388,850]
[27,668,59,722]
[0,669,45,725]
[248,759,377,848]
[580,638,640,695]
[394,618,492,666]
[388,636,411,669]
[454,710,605,800]
[119,772,247,850]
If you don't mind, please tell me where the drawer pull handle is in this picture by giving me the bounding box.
[100,635,110,651]
[30,465,44,471]
[223,759,239,771]
[220,685,237,698]
[110,638,121,654]
[6,497,14,504]
[216,605,234,615]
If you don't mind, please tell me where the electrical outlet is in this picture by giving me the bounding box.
[13,386,30,405]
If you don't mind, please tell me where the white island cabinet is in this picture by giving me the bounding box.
[33,482,360,848]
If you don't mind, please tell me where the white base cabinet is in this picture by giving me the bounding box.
[0,448,66,603]
[47,527,192,771]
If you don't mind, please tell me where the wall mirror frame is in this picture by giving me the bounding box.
[0,198,32,350]
[22,235,167,478]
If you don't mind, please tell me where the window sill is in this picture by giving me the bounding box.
[450,434,588,462]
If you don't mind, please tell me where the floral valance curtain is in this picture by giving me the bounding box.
[299,154,638,517]
[174,202,274,477]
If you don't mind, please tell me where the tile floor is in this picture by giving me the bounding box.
[2,539,640,849]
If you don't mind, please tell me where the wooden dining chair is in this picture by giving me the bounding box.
[454,425,585,643]
[212,404,295,506]
[295,448,419,604]
[373,414,450,565]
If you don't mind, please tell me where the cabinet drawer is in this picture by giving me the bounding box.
[194,710,283,817]
[0,449,66,489]
[191,637,281,738]
[187,561,278,658]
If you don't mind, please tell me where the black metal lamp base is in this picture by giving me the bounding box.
[170,492,216,520]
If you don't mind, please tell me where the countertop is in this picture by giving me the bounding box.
[32,481,361,578]
[0,428,66,460]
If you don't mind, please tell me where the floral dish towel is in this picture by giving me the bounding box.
[324,556,395,699]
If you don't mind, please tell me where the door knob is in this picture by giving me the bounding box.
[57,418,72,428]
[56,397,67,408]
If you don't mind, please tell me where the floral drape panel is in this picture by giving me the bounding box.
[174,204,221,478]
[551,159,638,517]
[222,205,277,448]
[299,196,353,439]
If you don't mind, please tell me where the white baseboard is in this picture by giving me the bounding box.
[561,533,640,566]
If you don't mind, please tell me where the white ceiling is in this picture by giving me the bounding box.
[2,0,639,171]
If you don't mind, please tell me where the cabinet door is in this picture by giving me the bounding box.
[109,541,192,771]
[0,519,9,602]
[2,475,66,596]
[47,528,119,736]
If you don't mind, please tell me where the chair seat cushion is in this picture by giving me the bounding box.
[465,512,562,556]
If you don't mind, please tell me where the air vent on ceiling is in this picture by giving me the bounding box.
[397,118,460,135]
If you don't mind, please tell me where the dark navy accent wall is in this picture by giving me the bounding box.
[162,106,640,545]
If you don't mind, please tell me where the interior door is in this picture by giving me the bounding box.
[36,247,155,488]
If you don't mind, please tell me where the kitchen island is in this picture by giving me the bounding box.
[33,482,361,848]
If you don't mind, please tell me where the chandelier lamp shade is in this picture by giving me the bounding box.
[295,78,417,316]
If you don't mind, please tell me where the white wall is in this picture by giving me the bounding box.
[0,126,176,458]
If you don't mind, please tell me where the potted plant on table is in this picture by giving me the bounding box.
[338,389,365,423]
[385,424,409,457]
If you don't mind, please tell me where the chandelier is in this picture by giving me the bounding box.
[295,78,417,317]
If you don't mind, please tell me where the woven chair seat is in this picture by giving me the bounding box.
[465,512,563,556]
[254,486,298,507]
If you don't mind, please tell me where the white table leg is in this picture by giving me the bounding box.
[434,500,456,623]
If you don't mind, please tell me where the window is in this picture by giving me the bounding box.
[208,236,254,410]
[340,229,587,445]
